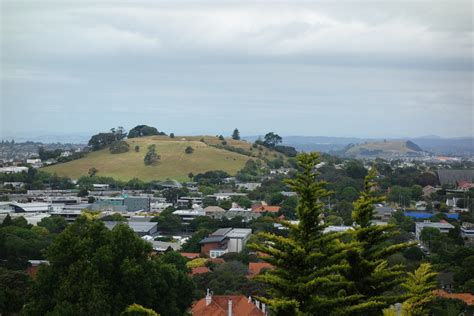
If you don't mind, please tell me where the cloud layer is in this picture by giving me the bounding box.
[1,1,473,138]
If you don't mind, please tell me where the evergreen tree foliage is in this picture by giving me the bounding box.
[249,153,359,316]
[340,168,413,315]
[232,128,240,140]
[400,263,437,316]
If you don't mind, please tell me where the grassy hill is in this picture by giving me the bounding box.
[345,140,423,156]
[42,136,280,182]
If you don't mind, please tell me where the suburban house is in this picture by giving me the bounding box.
[373,205,395,222]
[192,290,266,316]
[204,206,226,217]
[422,185,439,199]
[461,223,474,241]
[415,221,455,240]
[199,228,252,258]
[251,204,280,213]
[248,262,274,278]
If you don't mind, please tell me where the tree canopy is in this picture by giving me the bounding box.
[23,217,194,316]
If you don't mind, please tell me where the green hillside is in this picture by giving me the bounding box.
[42,136,276,182]
[345,140,423,156]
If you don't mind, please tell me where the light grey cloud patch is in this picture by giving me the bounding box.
[0,0,472,138]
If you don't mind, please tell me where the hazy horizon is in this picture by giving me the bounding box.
[2,1,473,139]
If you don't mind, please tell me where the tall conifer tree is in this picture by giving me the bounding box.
[339,168,413,315]
[249,153,360,315]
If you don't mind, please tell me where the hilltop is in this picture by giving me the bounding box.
[344,140,424,158]
[41,135,283,182]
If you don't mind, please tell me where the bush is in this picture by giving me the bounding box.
[110,140,130,154]
[144,145,160,165]
[134,145,140,152]
[169,133,175,138]
[185,146,194,154]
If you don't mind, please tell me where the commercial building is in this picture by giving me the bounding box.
[199,228,252,258]
[415,221,455,240]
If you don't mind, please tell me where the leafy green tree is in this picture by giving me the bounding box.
[345,160,368,179]
[152,213,182,234]
[340,186,359,202]
[193,261,249,296]
[0,267,31,315]
[121,304,159,316]
[181,229,211,253]
[110,140,130,154]
[88,167,98,177]
[38,216,68,234]
[128,125,164,138]
[144,145,160,166]
[169,133,175,139]
[249,153,357,315]
[23,217,194,316]
[88,132,116,151]
[232,128,240,140]
[262,132,282,148]
[411,185,423,201]
[342,168,412,315]
[388,185,412,207]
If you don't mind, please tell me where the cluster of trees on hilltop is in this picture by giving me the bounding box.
[254,132,298,157]
[87,125,166,152]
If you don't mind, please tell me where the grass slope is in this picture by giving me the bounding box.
[345,140,422,155]
[42,136,258,182]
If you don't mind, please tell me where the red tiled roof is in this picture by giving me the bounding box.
[251,205,280,213]
[434,290,474,305]
[191,267,211,275]
[248,262,274,277]
[181,252,201,259]
[192,295,265,316]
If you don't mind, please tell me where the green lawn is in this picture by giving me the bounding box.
[42,136,253,182]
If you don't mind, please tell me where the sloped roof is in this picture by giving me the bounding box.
[191,267,211,275]
[180,252,200,259]
[437,169,474,186]
[192,295,265,316]
[204,206,226,213]
[251,205,280,213]
[434,290,474,305]
[248,262,274,276]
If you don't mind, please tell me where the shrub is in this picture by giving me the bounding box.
[110,140,130,154]
[185,146,194,154]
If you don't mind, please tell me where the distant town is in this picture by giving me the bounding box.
[1,125,474,315]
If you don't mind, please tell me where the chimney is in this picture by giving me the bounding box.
[228,299,233,316]
[205,289,212,306]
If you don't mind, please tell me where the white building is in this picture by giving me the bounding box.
[0,202,52,213]
[415,221,455,240]
[0,166,29,174]
[461,223,474,240]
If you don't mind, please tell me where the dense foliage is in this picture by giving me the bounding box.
[23,217,194,316]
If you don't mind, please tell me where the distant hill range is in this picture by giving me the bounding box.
[42,136,282,182]
[344,140,423,158]
[243,136,473,157]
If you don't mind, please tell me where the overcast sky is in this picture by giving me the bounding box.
[1,0,473,140]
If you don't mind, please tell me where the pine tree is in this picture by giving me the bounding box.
[232,128,240,140]
[339,168,413,315]
[249,153,360,315]
[400,263,437,316]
